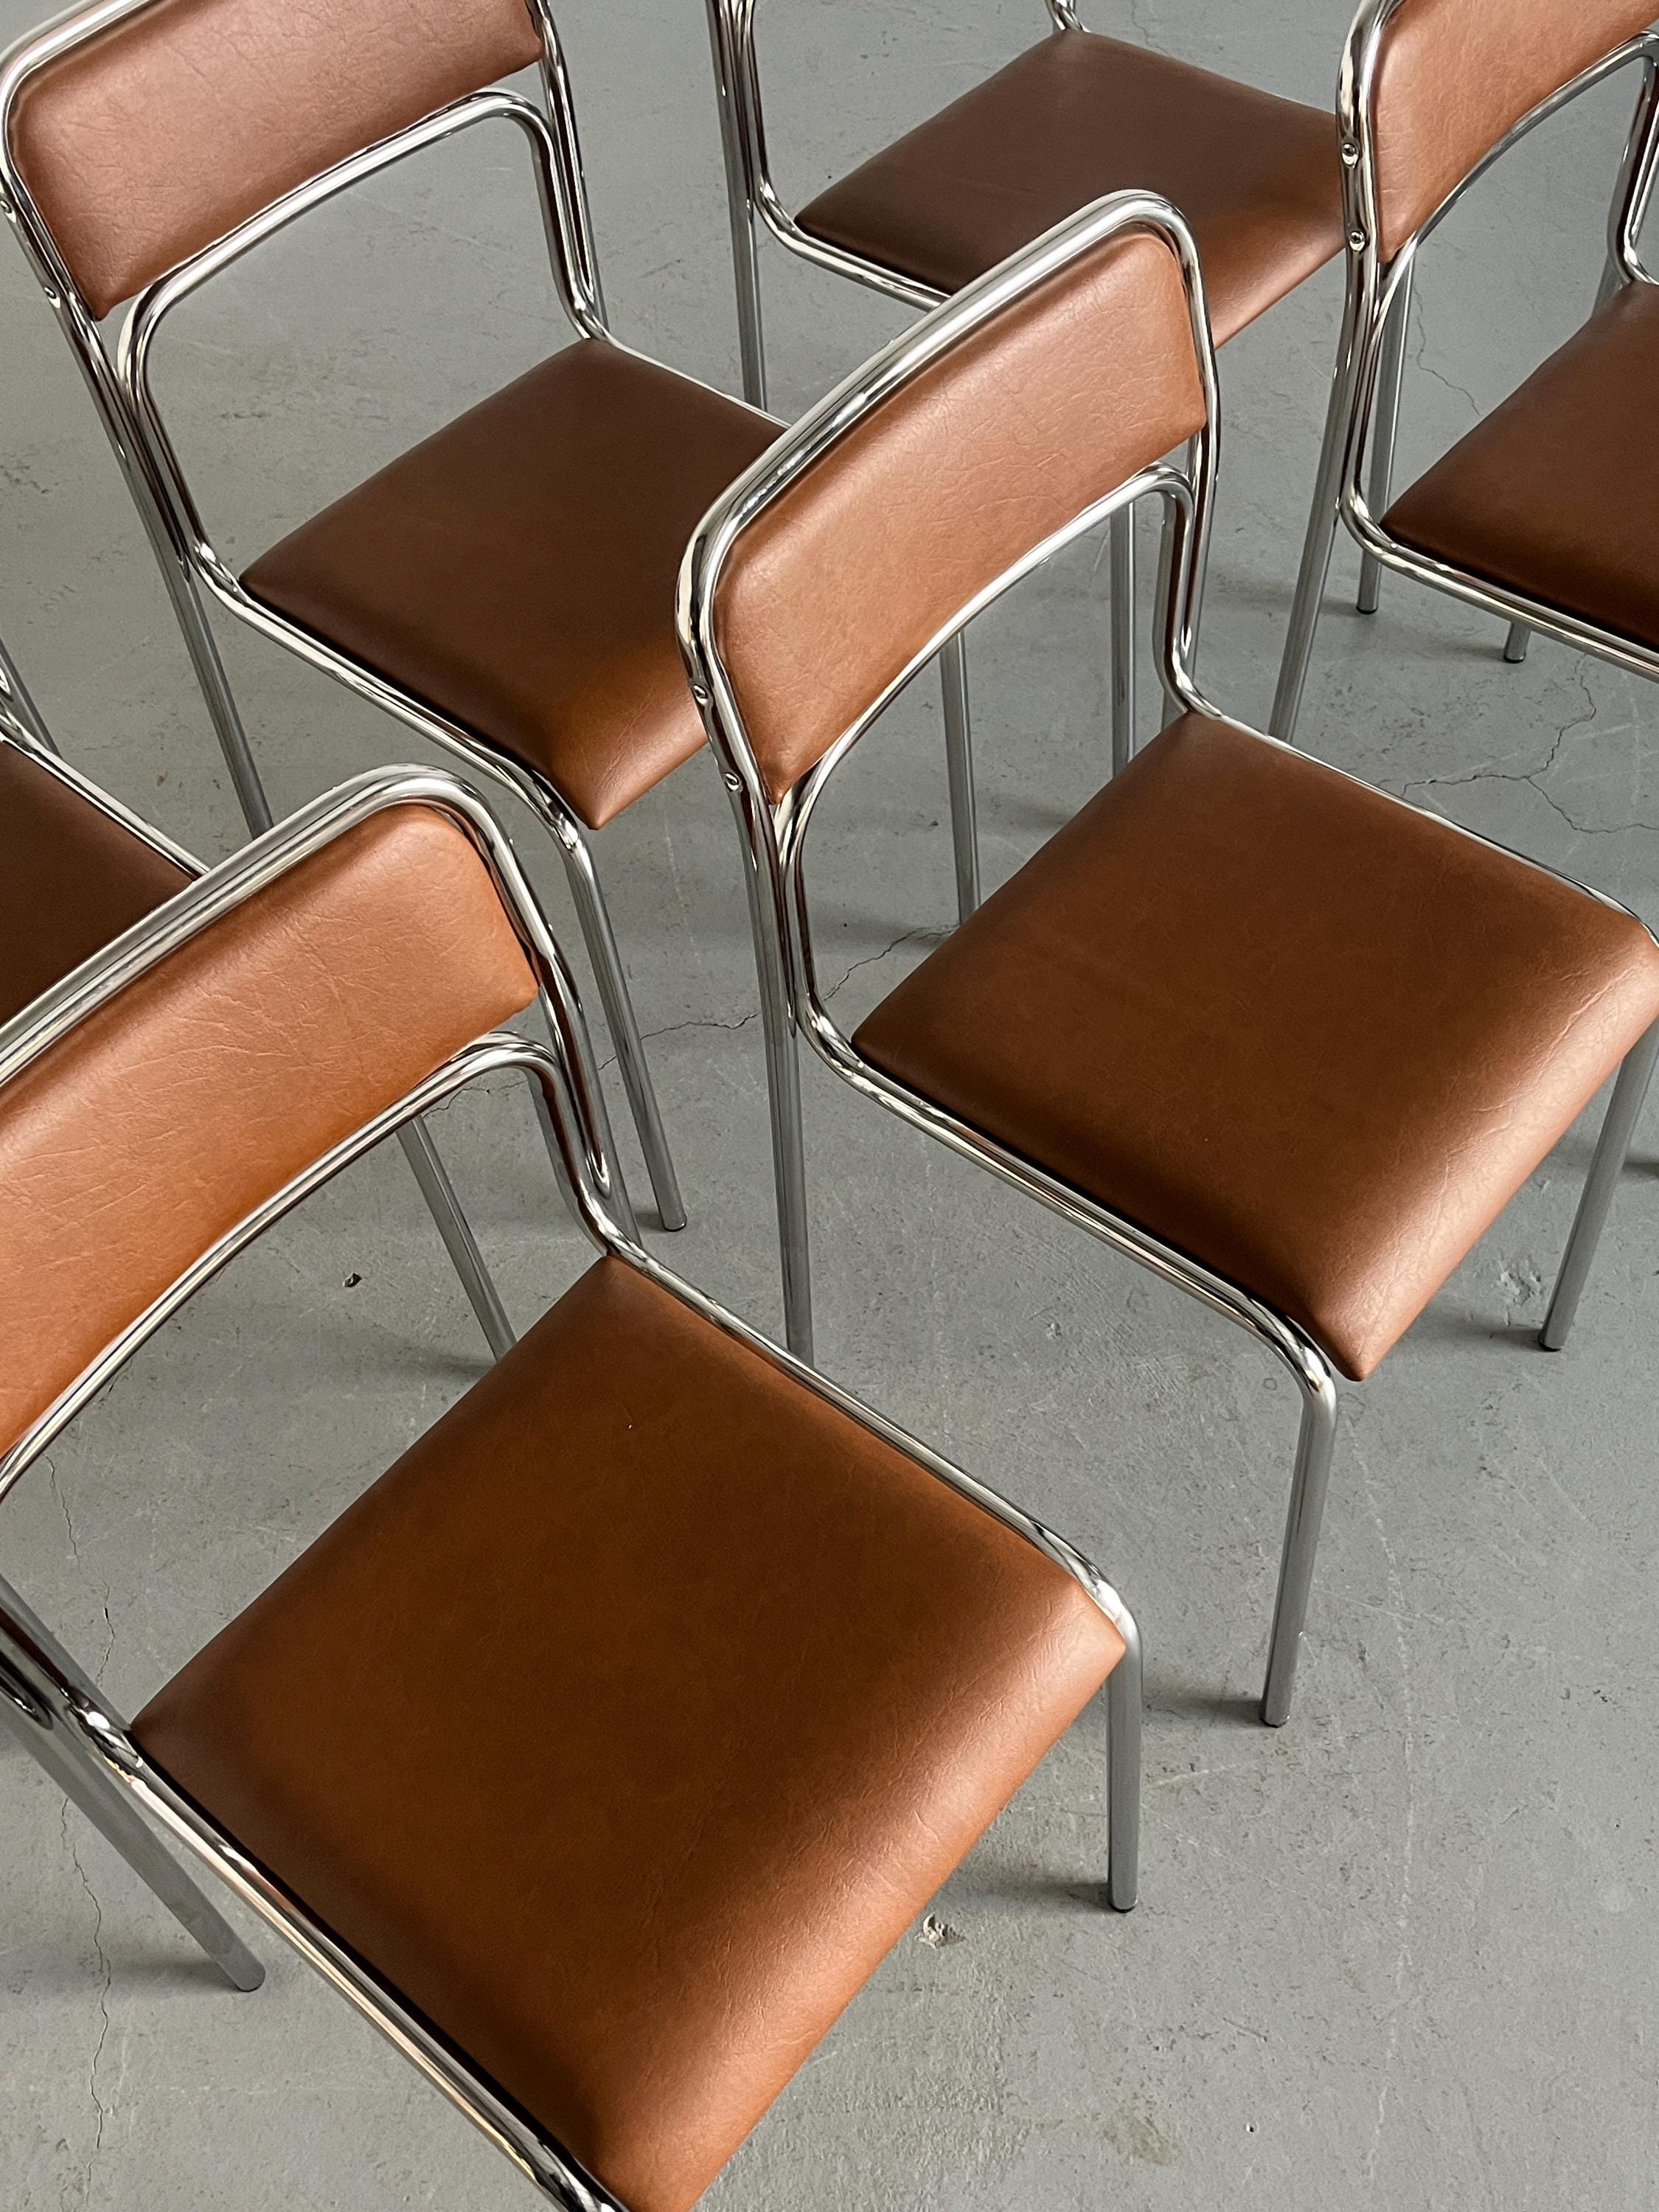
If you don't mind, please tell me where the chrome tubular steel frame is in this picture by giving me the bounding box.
[684,189,1659,1724]
[0,606,515,1354]
[0,0,691,1235]
[0,764,1143,2212]
[700,0,1136,902]
[0,619,56,751]
[1271,7,1659,739]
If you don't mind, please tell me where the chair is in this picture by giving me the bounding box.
[0,622,515,1355]
[0,0,826,1238]
[1270,0,1659,738]
[0,762,1141,2212]
[703,0,1346,791]
[678,189,1659,1729]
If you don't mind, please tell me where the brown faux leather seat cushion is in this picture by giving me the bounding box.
[243,342,780,830]
[133,1256,1122,2212]
[854,713,1659,1382]
[1383,281,1659,653]
[796,30,1343,344]
[0,741,189,1028]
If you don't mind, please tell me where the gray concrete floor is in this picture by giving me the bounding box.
[2,1,1657,2206]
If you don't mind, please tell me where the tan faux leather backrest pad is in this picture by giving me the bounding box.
[0,805,535,1457]
[7,0,543,318]
[710,229,1208,801]
[1371,0,1656,259]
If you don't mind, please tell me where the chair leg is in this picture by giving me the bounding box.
[169,577,518,1343]
[939,633,980,923]
[1270,370,1354,743]
[1541,1020,1659,1351]
[525,994,642,1245]
[1357,262,1413,616]
[1151,504,1185,736]
[171,570,276,838]
[1260,1355,1340,1727]
[704,0,768,411]
[1503,622,1531,664]
[1103,1604,1142,1913]
[754,933,814,1363]
[394,1121,515,1358]
[556,822,688,1234]
[0,1591,263,1993]
[1110,503,1135,774]
[728,189,768,414]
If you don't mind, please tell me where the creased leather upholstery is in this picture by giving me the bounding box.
[7,0,544,318]
[712,229,1207,801]
[854,713,1659,1382]
[243,342,781,830]
[1383,279,1659,651]
[796,30,1343,345]
[1369,0,1658,259]
[0,805,535,1455]
[134,1254,1124,2212]
[0,741,189,1028]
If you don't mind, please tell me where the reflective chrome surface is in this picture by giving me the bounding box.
[700,0,1124,911]
[0,759,1144,2201]
[0,0,692,1235]
[684,183,1659,1728]
[0,642,516,1354]
[1271,8,1659,736]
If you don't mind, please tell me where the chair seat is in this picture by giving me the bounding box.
[796,29,1343,344]
[1385,280,1659,654]
[0,741,189,1027]
[133,1257,1121,2212]
[242,343,781,830]
[853,714,1659,1381]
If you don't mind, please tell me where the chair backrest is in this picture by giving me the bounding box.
[4,0,544,318]
[0,799,536,1458]
[698,207,1208,804]
[1365,0,1658,260]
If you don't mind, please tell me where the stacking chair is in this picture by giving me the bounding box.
[1314,13,1659,815]
[0,624,515,1355]
[0,0,827,1235]
[678,189,1659,1728]
[0,761,1141,2209]
[1270,0,1659,737]
[703,0,1346,788]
